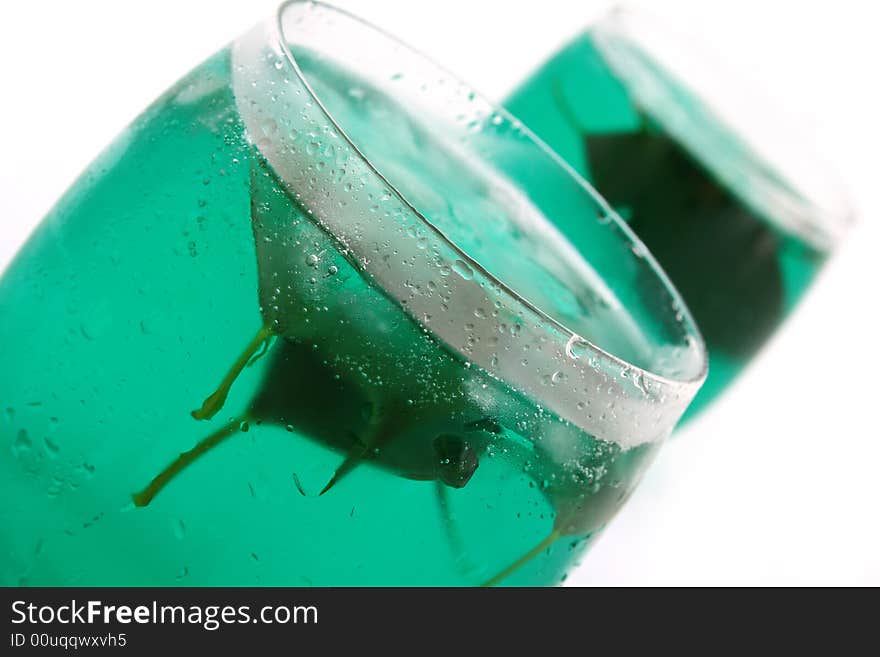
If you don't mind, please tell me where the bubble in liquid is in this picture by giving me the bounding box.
[43,437,60,456]
[12,429,32,456]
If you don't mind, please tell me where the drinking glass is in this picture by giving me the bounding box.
[0,0,705,586]
[506,7,852,417]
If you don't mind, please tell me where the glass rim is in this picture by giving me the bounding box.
[232,0,708,445]
[592,5,855,252]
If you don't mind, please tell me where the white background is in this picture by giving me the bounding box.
[1,0,878,585]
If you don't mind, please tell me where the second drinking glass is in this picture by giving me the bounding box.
[0,1,706,586]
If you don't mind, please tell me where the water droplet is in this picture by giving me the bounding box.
[631,370,649,395]
[452,259,474,280]
[565,334,590,360]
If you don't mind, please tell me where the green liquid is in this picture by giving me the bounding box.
[507,33,825,416]
[0,49,660,586]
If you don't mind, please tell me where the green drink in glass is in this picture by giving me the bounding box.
[0,1,706,586]
[506,8,853,417]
